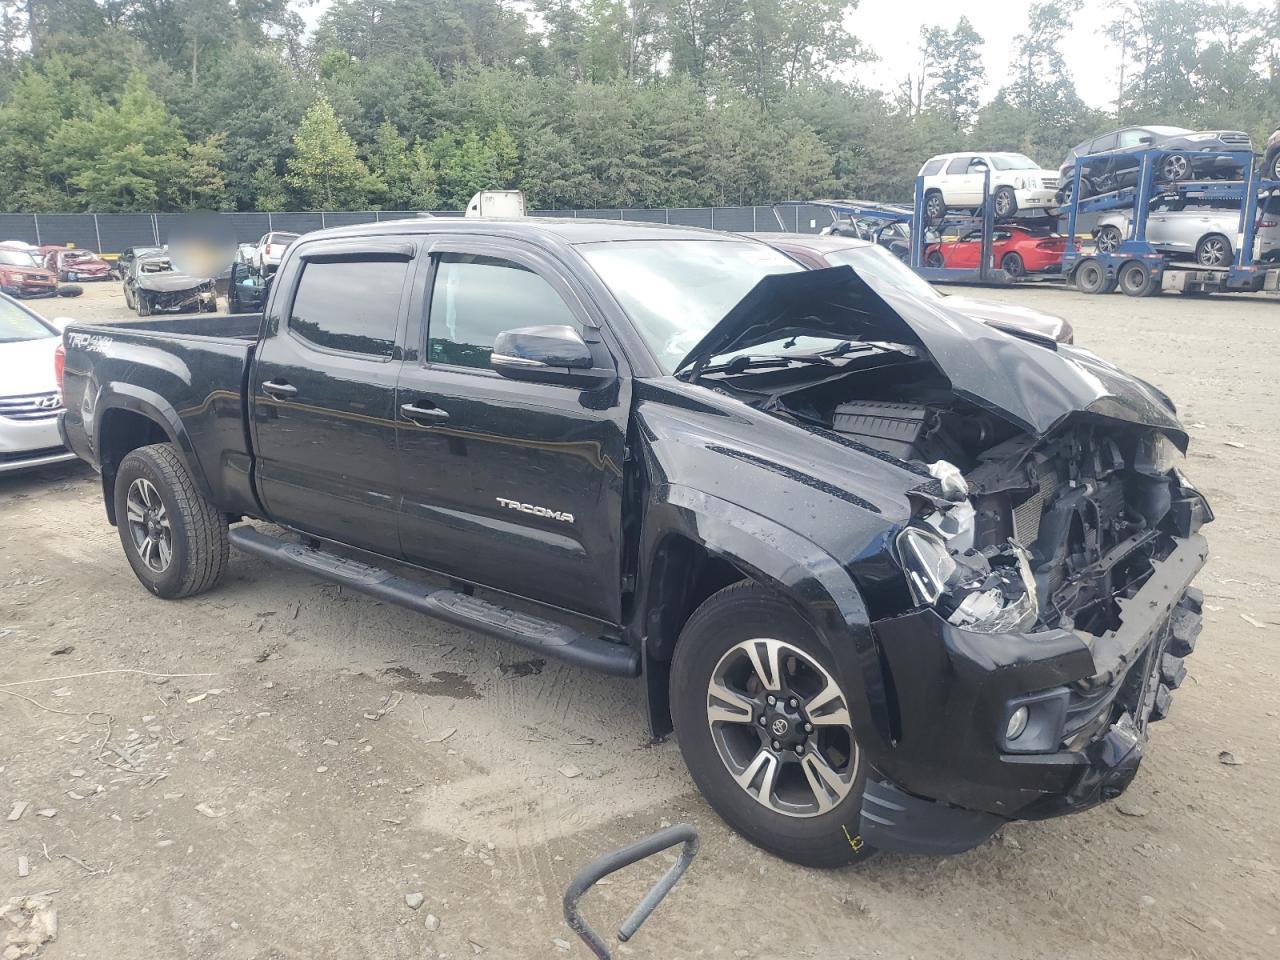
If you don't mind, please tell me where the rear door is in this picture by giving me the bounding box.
[249,238,416,555]
[943,156,982,206]
[394,238,630,623]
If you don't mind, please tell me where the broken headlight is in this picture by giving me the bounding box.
[897,461,1040,634]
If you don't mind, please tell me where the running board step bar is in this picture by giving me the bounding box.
[229,526,640,678]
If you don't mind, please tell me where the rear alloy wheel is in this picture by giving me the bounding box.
[1074,257,1115,295]
[1160,153,1191,182]
[1195,233,1232,268]
[1001,252,1026,279]
[114,443,229,599]
[670,582,873,868]
[1119,259,1159,297]
[925,190,946,226]
[993,186,1018,219]
[1269,150,1280,182]
[1094,225,1123,253]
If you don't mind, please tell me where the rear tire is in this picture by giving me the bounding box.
[925,190,946,226]
[1074,257,1115,295]
[1001,252,1026,278]
[670,581,875,869]
[1268,149,1280,182]
[113,443,229,599]
[1094,225,1122,253]
[993,186,1018,219]
[1159,153,1191,182]
[1118,260,1159,297]
[1195,233,1232,268]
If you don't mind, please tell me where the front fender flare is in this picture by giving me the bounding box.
[638,483,894,747]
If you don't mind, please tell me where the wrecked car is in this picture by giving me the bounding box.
[43,247,112,281]
[123,253,217,316]
[58,219,1210,868]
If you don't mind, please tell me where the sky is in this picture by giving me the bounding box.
[294,0,1275,114]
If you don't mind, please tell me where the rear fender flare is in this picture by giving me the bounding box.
[93,384,212,520]
[638,484,892,747]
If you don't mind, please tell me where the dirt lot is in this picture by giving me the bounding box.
[3,281,1278,959]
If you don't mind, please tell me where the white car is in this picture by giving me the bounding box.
[918,152,1061,222]
[0,293,76,474]
[251,232,300,274]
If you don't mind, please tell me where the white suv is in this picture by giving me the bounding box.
[251,232,300,275]
[918,152,1061,222]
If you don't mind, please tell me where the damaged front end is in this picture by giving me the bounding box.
[685,266,1214,850]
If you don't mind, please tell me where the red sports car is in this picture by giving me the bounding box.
[924,225,1066,277]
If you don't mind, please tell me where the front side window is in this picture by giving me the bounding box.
[428,253,577,369]
[1118,129,1149,148]
[289,257,408,359]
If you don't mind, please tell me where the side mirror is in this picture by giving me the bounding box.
[1139,136,1153,145]
[491,325,612,386]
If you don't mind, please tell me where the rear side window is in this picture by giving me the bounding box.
[1090,133,1118,153]
[945,157,972,175]
[920,159,945,176]
[428,253,577,369]
[289,258,408,359]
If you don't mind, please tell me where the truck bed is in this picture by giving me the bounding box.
[60,312,264,520]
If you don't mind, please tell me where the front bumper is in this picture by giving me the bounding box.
[860,531,1208,854]
[1014,188,1058,209]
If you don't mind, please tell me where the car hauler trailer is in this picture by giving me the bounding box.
[1062,147,1280,297]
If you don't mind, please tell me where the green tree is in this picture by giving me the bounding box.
[286,97,382,209]
[173,133,228,210]
[921,17,985,129]
[46,71,186,210]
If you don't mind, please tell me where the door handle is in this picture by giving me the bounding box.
[401,402,449,423]
[261,380,297,399]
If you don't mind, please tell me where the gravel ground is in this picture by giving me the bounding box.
[2,281,1278,959]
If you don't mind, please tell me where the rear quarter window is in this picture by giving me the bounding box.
[920,159,946,176]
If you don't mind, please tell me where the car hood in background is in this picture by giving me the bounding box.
[943,294,1073,343]
[0,336,59,396]
[134,271,208,292]
[676,266,1184,443]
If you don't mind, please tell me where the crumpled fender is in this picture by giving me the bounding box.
[635,482,897,750]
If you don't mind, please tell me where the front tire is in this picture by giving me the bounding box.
[1268,149,1280,182]
[114,443,229,599]
[136,292,152,316]
[670,582,874,868]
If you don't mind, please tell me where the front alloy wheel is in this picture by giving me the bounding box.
[707,638,858,817]
[670,582,874,868]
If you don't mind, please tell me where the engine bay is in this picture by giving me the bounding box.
[722,355,1204,638]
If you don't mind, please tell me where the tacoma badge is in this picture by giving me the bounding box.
[495,497,575,523]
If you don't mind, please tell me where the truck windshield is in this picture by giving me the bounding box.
[0,298,54,343]
[578,240,803,373]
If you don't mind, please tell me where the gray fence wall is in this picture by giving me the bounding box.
[0,205,839,254]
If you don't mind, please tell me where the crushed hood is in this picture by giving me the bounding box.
[675,266,1185,445]
[135,270,208,293]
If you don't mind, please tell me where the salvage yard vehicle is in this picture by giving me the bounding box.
[1057,125,1254,203]
[123,253,217,316]
[924,223,1065,277]
[251,231,300,275]
[114,244,163,280]
[1094,194,1280,267]
[0,245,58,299]
[751,232,1073,342]
[1264,127,1280,183]
[0,293,75,473]
[918,152,1060,221]
[59,218,1212,867]
[43,247,112,281]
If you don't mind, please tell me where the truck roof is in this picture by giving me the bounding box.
[296,216,731,247]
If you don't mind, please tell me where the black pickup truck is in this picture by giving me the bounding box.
[58,218,1212,867]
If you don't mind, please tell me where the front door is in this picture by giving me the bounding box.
[394,240,630,623]
[250,241,416,555]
